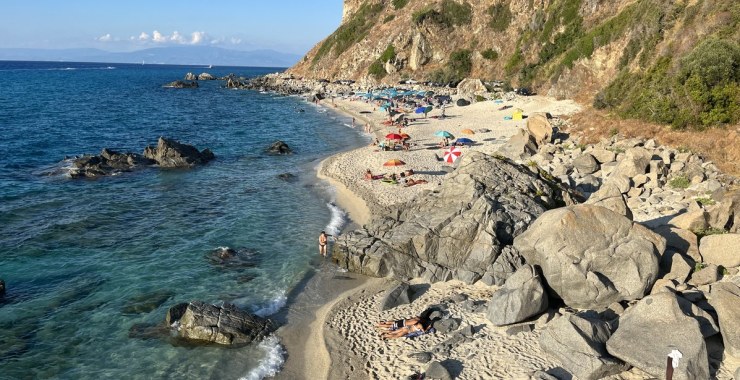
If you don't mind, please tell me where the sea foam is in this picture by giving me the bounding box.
[239,335,285,380]
[325,202,346,237]
[253,292,287,317]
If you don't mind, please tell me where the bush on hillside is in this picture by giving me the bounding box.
[380,44,396,62]
[392,0,409,10]
[487,3,512,32]
[413,0,472,28]
[313,3,385,64]
[482,49,499,60]
[368,60,387,79]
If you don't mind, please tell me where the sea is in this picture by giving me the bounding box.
[0,61,369,379]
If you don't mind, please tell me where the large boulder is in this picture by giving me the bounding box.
[164,80,198,88]
[610,147,651,179]
[539,314,628,380]
[498,129,538,160]
[69,149,156,178]
[333,152,566,282]
[166,302,273,346]
[699,234,740,268]
[184,72,197,81]
[486,265,548,326]
[573,153,599,175]
[526,113,553,147]
[606,293,710,380]
[708,282,740,358]
[143,137,215,168]
[379,282,413,311]
[652,226,701,262]
[197,72,216,80]
[456,78,487,97]
[514,204,665,309]
[585,183,632,219]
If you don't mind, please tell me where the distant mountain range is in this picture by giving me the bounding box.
[0,46,301,67]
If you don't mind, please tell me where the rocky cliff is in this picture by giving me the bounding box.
[289,0,739,128]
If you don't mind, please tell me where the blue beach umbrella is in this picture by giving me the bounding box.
[415,107,426,114]
[435,131,454,139]
[456,138,474,145]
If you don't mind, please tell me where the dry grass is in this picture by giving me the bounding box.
[566,107,740,176]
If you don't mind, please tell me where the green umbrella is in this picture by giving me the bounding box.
[435,131,454,139]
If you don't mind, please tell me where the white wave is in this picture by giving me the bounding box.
[325,202,346,237]
[239,335,285,380]
[253,292,287,317]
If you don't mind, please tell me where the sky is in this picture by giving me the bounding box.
[0,0,344,54]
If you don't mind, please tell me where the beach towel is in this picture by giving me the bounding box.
[504,116,512,120]
[405,327,436,339]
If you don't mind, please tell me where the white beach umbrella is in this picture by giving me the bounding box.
[443,146,462,164]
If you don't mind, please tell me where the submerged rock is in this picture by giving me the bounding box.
[121,290,174,314]
[164,80,198,88]
[208,247,260,268]
[0,279,5,297]
[266,140,292,155]
[166,301,273,346]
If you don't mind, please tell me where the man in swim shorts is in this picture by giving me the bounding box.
[319,231,329,257]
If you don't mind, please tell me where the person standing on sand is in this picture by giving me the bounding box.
[319,231,331,257]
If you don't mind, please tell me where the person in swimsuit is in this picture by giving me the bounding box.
[380,317,433,339]
[319,231,330,257]
[376,317,421,331]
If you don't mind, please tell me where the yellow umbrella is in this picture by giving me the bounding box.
[461,129,475,135]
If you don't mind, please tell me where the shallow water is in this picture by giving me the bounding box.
[0,61,368,379]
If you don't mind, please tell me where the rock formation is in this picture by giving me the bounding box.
[514,204,665,309]
[486,265,548,326]
[333,151,568,283]
[164,80,198,88]
[266,140,292,155]
[166,301,273,346]
[143,137,215,168]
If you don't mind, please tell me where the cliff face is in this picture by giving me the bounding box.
[289,0,739,124]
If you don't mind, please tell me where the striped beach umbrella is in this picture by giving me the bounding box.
[443,146,462,164]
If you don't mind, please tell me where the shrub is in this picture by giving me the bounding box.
[392,0,409,10]
[449,49,473,78]
[505,48,524,75]
[487,3,513,32]
[312,3,385,63]
[379,44,396,62]
[695,197,716,206]
[481,49,499,60]
[694,227,727,239]
[368,60,387,79]
[475,94,486,102]
[383,14,396,23]
[668,176,690,189]
[413,0,472,27]
[608,127,619,137]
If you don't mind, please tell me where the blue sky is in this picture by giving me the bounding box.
[0,0,344,54]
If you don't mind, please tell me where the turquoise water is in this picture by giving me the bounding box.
[0,61,367,379]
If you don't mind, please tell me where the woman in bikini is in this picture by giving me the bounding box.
[377,317,433,339]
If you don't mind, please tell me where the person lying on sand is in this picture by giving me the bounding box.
[379,317,435,339]
[404,179,428,187]
[376,317,421,331]
[364,169,373,180]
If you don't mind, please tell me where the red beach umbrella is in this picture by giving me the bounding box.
[443,146,462,164]
[383,159,406,167]
[385,133,403,140]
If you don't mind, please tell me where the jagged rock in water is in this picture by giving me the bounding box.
[164,80,198,88]
[70,148,156,178]
[197,72,215,80]
[266,140,292,155]
[143,137,215,168]
[486,265,548,326]
[277,172,297,182]
[184,72,197,81]
[514,204,665,309]
[606,293,711,380]
[166,301,273,346]
[539,314,628,380]
[0,279,5,297]
[333,152,566,283]
[121,290,173,314]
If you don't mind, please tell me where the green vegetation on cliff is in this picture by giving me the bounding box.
[313,2,385,64]
[413,0,472,28]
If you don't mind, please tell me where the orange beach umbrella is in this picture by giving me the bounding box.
[461,129,475,135]
[383,159,406,167]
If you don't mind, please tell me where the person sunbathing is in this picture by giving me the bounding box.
[404,178,428,187]
[380,317,434,339]
[376,317,421,331]
[364,169,373,180]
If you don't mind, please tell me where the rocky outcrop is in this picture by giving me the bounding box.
[0,279,5,297]
[143,137,215,168]
[70,148,156,178]
[486,265,548,326]
[699,234,740,268]
[164,80,198,88]
[166,301,273,346]
[266,140,292,155]
[708,282,740,358]
[184,72,197,81]
[208,247,260,268]
[514,204,665,309]
[606,293,711,380]
[539,314,628,380]
[197,72,216,80]
[333,152,568,283]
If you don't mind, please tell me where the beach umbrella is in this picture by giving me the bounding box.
[415,106,426,114]
[383,159,406,167]
[424,106,433,114]
[461,129,475,135]
[435,131,454,139]
[400,133,411,140]
[443,146,462,164]
[456,138,474,145]
[385,133,403,140]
